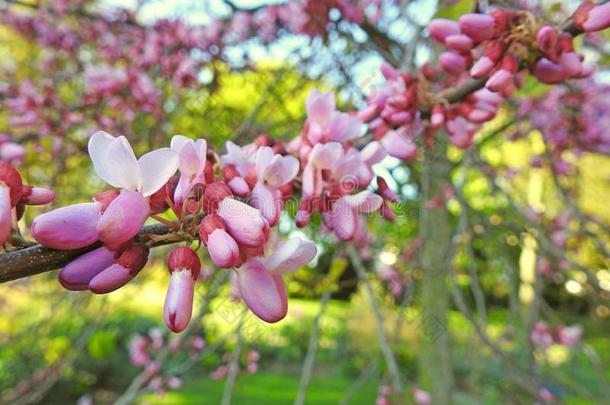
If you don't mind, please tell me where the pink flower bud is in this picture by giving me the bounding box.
[218,198,269,248]
[532,58,567,84]
[459,13,496,42]
[20,186,55,205]
[439,52,468,75]
[89,244,149,293]
[357,104,379,123]
[164,248,200,333]
[97,189,149,251]
[295,209,311,228]
[470,57,495,79]
[428,18,461,43]
[536,25,558,57]
[485,55,517,92]
[560,52,583,76]
[0,162,23,206]
[202,181,233,213]
[199,214,240,268]
[32,202,101,249]
[580,2,610,32]
[0,185,11,246]
[237,259,288,323]
[227,177,250,197]
[59,247,114,290]
[445,34,473,52]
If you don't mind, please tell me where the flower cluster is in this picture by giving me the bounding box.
[29,86,404,332]
[210,349,261,380]
[530,321,583,348]
[360,6,610,155]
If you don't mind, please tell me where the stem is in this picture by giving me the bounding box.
[417,136,453,404]
[346,244,403,398]
[221,312,246,405]
[293,291,332,405]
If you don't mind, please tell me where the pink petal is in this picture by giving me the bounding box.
[0,185,11,246]
[381,130,417,160]
[89,263,134,294]
[328,112,362,142]
[21,187,55,205]
[310,142,343,169]
[360,141,387,166]
[343,191,383,213]
[306,89,335,125]
[218,198,268,248]
[32,202,100,249]
[164,270,195,333]
[262,155,300,188]
[250,183,281,227]
[331,199,357,241]
[263,238,317,273]
[138,148,179,197]
[207,228,240,268]
[97,190,149,250]
[255,146,274,182]
[59,247,114,290]
[237,260,287,323]
[228,177,250,197]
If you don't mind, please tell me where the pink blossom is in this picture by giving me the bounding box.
[170,135,207,209]
[164,247,201,333]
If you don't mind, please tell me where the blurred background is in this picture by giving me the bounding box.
[0,0,609,404]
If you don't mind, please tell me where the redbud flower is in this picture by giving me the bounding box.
[428,18,460,43]
[536,25,558,58]
[439,51,468,75]
[89,243,149,294]
[237,238,316,322]
[170,135,207,209]
[576,2,610,32]
[381,129,417,160]
[199,214,240,268]
[532,58,567,84]
[88,131,178,249]
[164,247,201,333]
[486,54,517,93]
[459,13,496,42]
[250,146,299,226]
[59,247,114,290]
[32,202,101,249]
[330,191,383,240]
[0,162,23,245]
[19,186,55,205]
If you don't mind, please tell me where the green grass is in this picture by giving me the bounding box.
[140,371,380,405]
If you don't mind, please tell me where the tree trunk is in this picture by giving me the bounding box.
[417,138,453,404]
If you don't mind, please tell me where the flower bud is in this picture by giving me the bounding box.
[164,247,200,333]
[199,214,240,268]
[445,34,473,52]
[428,18,461,43]
[97,189,150,251]
[202,181,233,213]
[0,185,11,245]
[486,54,517,92]
[459,13,496,42]
[217,198,269,248]
[377,177,399,202]
[0,161,23,206]
[439,52,469,75]
[536,25,558,57]
[93,189,119,213]
[59,247,114,291]
[89,244,149,294]
[579,2,610,32]
[431,104,445,129]
[532,58,566,84]
[20,186,55,205]
[32,202,101,249]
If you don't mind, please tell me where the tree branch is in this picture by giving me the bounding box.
[0,223,171,284]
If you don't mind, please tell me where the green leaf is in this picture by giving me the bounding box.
[434,0,475,20]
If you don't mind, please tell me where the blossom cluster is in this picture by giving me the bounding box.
[27,89,398,332]
[359,5,610,154]
[530,321,583,348]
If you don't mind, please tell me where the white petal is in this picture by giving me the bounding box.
[263,238,317,274]
[263,155,300,188]
[139,148,179,197]
[343,191,383,213]
[170,134,191,152]
[88,131,124,187]
[256,146,274,181]
[101,136,142,190]
[310,142,343,169]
